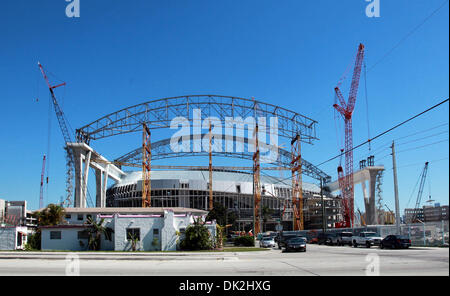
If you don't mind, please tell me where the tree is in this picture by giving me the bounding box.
[215,224,232,250]
[36,204,66,226]
[206,202,236,231]
[180,217,213,251]
[85,217,113,251]
[27,204,66,250]
[262,206,273,232]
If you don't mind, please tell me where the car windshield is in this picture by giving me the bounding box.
[289,238,306,243]
[364,232,378,237]
[262,238,273,241]
[341,233,352,237]
[397,236,409,240]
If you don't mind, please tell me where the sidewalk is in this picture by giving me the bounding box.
[0,251,241,261]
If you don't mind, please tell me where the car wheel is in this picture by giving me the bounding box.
[353,241,358,248]
[366,242,371,248]
[380,243,384,249]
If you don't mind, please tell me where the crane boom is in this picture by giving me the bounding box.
[333,43,365,228]
[411,162,429,223]
[38,62,75,207]
[39,155,46,209]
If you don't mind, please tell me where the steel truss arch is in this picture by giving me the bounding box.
[114,133,331,182]
[76,95,318,144]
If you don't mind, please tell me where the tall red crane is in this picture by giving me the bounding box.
[333,43,365,228]
[39,154,47,209]
[38,62,74,207]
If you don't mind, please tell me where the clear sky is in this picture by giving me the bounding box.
[0,0,448,215]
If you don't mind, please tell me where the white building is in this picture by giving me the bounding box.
[0,226,28,250]
[40,207,216,251]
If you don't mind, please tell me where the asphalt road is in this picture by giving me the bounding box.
[0,244,448,276]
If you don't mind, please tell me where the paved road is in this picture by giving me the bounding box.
[0,245,448,276]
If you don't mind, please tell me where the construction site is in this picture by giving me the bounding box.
[0,1,448,280]
[32,44,392,234]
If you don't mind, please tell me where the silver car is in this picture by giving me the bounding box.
[259,237,276,248]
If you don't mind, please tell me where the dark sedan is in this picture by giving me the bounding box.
[285,237,307,252]
[380,235,411,249]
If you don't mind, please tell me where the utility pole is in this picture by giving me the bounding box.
[321,178,326,233]
[391,141,401,235]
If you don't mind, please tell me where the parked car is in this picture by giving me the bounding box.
[337,232,353,246]
[318,232,339,245]
[352,232,383,248]
[380,235,411,249]
[259,237,276,248]
[284,237,307,252]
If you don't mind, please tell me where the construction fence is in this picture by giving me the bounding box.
[279,220,449,247]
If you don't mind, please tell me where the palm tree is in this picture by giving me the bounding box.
[262,206,273,233]
[85,217,113,251]
[215,224,232,250]
[36,204,66,226]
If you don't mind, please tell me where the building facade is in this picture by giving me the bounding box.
[424,205,449,222]
[0,226,28,250]
[106,170,341,231]
[41,208,216,252]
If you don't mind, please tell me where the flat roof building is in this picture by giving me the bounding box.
[40,208,215,252]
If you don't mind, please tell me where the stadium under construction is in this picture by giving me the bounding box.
[38,46,385,233]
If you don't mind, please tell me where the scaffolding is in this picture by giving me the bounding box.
[291,134,304,230]
[142,123,151,207]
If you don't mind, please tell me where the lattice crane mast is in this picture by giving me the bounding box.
[39,154,47,209]
[38,62,75,207]
[333,43,365,228]
[411,162,429,223]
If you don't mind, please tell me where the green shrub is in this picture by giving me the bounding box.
[180,220,213,251]
[234,235,255,247]
[25,231,41,250]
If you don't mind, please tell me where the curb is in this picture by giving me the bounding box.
[0,255,239,261]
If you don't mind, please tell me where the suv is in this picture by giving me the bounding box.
[318,232,339,246]
[337,232,353,246]
[352,232,383,248]
[276,231,304,249]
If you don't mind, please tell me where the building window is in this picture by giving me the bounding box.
[65,214,71,220]
[153,229,159,236]
[50,231,61,240]
[236,185,241,194]
[77,214,84,221]
[77,230,90,240]
[126,228,140,241]
[86,215,92,220]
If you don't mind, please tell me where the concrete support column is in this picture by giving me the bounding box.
[368,170,378,225]
[95,169,103,208]
[68,142,125,208]
[81,151,92,208]
[74,152,83,208]
[102,165,109,208]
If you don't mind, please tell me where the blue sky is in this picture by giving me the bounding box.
[0,0,448,215]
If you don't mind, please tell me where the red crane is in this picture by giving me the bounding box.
[333,43,365,228]
[39,154,46,209]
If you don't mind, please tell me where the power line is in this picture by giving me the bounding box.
[269,98,449,186]
[316,98,449,167]
[367,0,449,72]
[396,130,448,146]
[396,139,448,154]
